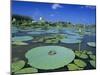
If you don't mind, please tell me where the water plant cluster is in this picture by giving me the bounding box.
[11,15,96,74]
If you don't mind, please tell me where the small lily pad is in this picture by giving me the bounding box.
[89,55,96,60]
[74,59,87,68]
[11,60,25,72]
[89,60,96,68]
[12,36,33,42]
[67,64,83,71]
[15,68,38,74]
[12,41,28,45]
[45,39,58,44]
[75,51,88,59]
[87,51,93,55]
[87,42,96,47]
[60,38,81,44]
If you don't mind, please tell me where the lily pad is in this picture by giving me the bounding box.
[12,36,33,42]
[87,42,96,47]
[11,60,25,72]
[45,39,59,44]
[27,31,44,35]
[87,51,93,55]
[75,51,88,59]
[89,55,96,60]
[12,41,28,45]
[74,59,87,68]
[15,68,38,74]
[89,60,96,68]
[60,38,81,44]
[25,46,75,70]
[67,64,83,71]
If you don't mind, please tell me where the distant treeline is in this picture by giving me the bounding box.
[12,14,96,29]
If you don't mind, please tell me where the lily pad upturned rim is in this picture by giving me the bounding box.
[25,46,75,70]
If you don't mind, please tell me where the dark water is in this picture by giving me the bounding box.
[12,32,96,73]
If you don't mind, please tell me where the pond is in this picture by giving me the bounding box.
[12,27,96,74]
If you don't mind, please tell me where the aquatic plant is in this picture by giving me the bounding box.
[12,36,33,42]
[12,60,25,72]
[67,64,83,71]
[12,41,28,45]
[11,60,38,74]
[25,46,75,70]
[87,42,96,47]
[14,68,38,74]
[60,38,81,44]
[89,60,96,68]
[75,51,88,59]
[89,55,96,60]
[74,59,87,68]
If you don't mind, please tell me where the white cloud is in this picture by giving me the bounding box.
[81,5,96,9]
[52,4,62,10]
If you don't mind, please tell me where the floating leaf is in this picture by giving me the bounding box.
[89,55,96,60]
[25,46,75,70]
[12,36,33,42]
[90,60,96,68]
[67,64,83,71]
[87,51,93,55]
[12,41,28,45]
[87,42,96,47]
[60,38,81,44]
[11,60,25,72]
[74,59,87,68]
[75,51,88,59]
[15,68,38,74]
[80,53,88,59]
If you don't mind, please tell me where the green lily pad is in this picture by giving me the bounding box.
[87,51,93,55]
[60,38,81,44]
[45,39,58,44]
[11,60,25,72]
[15,68,38,74]
[87,42,96,47]
[89,60,96,68]
[89,55,96,60]
[75,51,88,59]
[67,64,83,71]
[12,36,33,42]
[74,59,87,68]
[12,41,28,45]
[25,46,75,70]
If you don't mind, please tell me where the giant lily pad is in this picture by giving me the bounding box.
[15,68,38,74]
[60,38,81,44]
[12,36,33,42]
[11,60,25,72]
[87,42,96,47]
[74,59,87,68]
[89,60,96,68]
[67,64,83,71]
[25,46,75,70]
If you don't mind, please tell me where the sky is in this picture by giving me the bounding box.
[12,1,96,25]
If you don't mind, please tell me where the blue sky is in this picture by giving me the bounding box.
[12,1,96,25]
